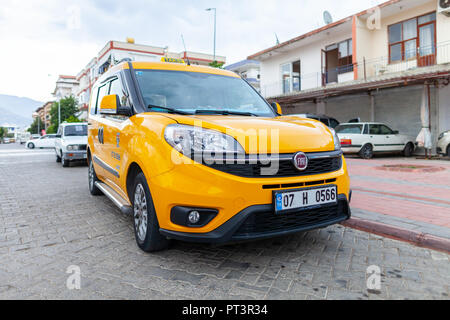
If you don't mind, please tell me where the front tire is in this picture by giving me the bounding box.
[359,144,374,159]
[27,142,35,149]
[447,145,450,158]
[132,172,169,252]
[56,151,61,163]
[88,159,102,195]
[62,157,69,167]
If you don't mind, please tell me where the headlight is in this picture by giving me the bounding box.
[164,124,245,157]
[439,132,448,141]
[329,128,341,151]
[66,145,79,151]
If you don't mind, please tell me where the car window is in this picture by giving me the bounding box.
[319,118,329,126]
[363,124,369,134]
[63,125,87,136]
[335,124,363,134]
[89,85,99,115]
[96,83,110,114]
[329,119,339,129]
[369,124,382,135]
[109,77,129,107]
[380,125,394,135]
[135,70,275,117]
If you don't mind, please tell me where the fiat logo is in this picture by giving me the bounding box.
[293,152,308,171]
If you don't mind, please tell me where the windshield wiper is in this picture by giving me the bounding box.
[148,104,193,115]
[194,110,257,116]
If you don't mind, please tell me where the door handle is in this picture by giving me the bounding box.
[98,127,104,144]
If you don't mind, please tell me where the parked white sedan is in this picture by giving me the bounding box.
[336,123,416,159]
[26,134,57,149]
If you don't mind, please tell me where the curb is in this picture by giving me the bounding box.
[341,218,450,254]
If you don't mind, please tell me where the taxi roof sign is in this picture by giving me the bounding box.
[161,57,185,64]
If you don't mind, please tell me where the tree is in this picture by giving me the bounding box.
[49,96,79,130]
[209,61,225,69]
[0,127,7,143]
[27,118,44,134]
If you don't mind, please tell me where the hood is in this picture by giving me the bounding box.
[62,135,88,145]
[148,113,335,154]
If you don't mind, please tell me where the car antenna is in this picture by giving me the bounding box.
[181,34,191,66]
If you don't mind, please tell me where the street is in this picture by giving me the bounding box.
[0,144,449,300]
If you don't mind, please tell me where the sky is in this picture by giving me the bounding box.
[0,0,386,102]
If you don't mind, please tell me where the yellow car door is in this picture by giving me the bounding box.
[97,76,130,200]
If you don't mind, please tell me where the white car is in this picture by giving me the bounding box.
[54,123,88,167]
[336,122,416,159]
[26,134,57,149]
[437,131,450,157]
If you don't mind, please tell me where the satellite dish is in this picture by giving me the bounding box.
[323,11,333,25]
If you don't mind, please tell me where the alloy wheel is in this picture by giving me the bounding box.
[134,183,148,242]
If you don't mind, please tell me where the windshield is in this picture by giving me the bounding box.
[134,70,275,117]
[64,125,87,137]
[335,124,363,134]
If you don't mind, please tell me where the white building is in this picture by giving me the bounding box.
[249,0,450,152]
[225,60,261,91]
[75,39,226,119]
[52,75,79,100]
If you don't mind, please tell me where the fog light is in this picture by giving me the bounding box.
[188,211,200,224]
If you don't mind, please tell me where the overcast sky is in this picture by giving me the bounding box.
[0,0,385,102]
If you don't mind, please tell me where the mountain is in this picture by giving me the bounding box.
[0,94,44,128]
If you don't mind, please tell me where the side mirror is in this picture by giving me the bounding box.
[100,94,131,116]
[271,102,283,115]
[393,130,399,134]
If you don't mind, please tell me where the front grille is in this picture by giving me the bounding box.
[204,155,342,178]
[234,199,349,238]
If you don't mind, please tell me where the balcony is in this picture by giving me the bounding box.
[261,41,450,99]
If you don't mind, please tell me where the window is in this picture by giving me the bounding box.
[338,39,353,73]
[281,60,301,94]
[89,86,99,115]
[388,13,436,64]
[363,124,369,135]
[96,83,110,114]
[135,70,275,117]
[109,77,129,107]
[335,124,363,134]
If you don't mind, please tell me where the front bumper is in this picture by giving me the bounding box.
[160,195,351,243]
[63,151,87,161]
[148,153,351,238]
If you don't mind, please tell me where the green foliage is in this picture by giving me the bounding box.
[28,117,45,134]
[46,124,57,134]
[0,127,7,141]
[50,96,79,128]
[65,115,81,123]
[209,61,225,69]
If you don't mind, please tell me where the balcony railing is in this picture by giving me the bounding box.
[261,41,450,98]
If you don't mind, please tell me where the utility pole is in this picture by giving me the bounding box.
[206,8,217,63]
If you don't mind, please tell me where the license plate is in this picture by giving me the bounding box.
[274,185,337,213]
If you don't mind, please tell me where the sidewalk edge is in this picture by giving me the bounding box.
[341,218,450,254]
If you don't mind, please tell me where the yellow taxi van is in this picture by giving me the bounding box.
[87,58,351,252]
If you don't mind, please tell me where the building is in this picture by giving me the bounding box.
[225,60,261,91]
[249,0,450,152]
[75,39,226,119]
[53,75,79,99]
[34,101,54,131]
